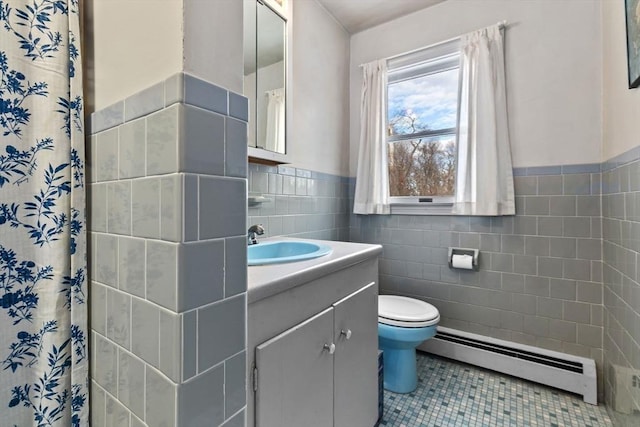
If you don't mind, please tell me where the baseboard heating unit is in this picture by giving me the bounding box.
[417,327,597,404]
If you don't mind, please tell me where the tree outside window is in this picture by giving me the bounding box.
[387,58,459,200]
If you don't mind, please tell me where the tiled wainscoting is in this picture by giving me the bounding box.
[247,154,640,421]
[350,166,605,394]
[247,163,350,241]
[86,75,640,425]
[601,153,640,425]
[88,73,248,427]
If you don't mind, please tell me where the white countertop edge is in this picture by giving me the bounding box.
[247,237,383,304]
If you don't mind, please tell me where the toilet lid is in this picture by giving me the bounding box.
[378,295,439,327]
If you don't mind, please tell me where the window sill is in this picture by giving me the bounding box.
[390,203,454,215]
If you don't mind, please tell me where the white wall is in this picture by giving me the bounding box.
[602,0,640,161]
[289,0,350,176]
[83,0,183,111]
[183,0,244,94]
[349,0,603,175]
[84,0,244,112]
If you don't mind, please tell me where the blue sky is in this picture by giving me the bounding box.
[388,68,459,133]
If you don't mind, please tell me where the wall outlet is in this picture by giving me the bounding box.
[632,374,640,388]
[610,365,640,414]
[632,374,640,412]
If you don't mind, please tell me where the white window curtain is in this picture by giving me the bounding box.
[354,59,391,215]
[265,88,285,153]
[453,24,515,216]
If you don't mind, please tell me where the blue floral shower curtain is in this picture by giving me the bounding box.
[0,0,88,425]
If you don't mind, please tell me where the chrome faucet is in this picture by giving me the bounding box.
[247,224,265,245]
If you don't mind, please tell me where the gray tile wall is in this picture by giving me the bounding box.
[247,163,350,241]
[349,170,605,393]
[246,156,640,410]
[89,73,248,427]
[601,158,640,422]
[89,75,640,424]
[247,161,610,398]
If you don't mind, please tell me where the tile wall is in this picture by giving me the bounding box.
[248,152,640,418]
[248,162,608,397]
[348,166,605,393]
[87,75,640,424]
[601,154,640,424]
[246,163,350,241]
[88,73,248,427]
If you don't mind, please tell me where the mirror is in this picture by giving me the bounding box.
[244,0,287,157]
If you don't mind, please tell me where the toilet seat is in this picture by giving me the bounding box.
[378,295,440,328]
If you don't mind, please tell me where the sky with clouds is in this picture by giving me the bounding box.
[388,68,459,134]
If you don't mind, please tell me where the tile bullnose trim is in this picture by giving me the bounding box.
[89,73,249,135]
[124,82,165,123]
[89,101,124,135]
[602,145,640,171]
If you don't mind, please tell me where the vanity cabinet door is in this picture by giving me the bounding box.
[255,307,335,427]
[333,282,378,427]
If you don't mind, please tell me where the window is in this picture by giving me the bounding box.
[386,41,460,209]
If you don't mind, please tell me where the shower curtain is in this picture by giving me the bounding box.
[0,0,88,425]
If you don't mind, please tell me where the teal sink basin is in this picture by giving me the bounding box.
[248,240,332,266]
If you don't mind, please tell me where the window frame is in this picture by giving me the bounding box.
[386,40,461,214]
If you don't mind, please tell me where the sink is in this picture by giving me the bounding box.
[248,240,333,266]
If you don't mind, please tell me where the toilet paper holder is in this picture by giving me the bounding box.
[448,247,480,271]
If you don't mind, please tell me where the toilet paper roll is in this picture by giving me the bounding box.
[451,254,474,270]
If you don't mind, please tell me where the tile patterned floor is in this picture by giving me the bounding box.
[380,353,613,427]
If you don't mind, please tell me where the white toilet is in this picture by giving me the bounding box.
[378,295,440,393]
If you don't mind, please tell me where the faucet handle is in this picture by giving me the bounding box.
[248,224,265,245]
[248,224,265,235]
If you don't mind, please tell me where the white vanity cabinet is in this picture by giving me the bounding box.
[247,240,381,427]
[255,307,335,427]
[255,283,378,427]
[332,283,379,427]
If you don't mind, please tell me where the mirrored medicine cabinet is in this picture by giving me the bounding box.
[244,0,291,164]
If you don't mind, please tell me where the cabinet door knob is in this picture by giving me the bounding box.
[323,343,336,354]
[340,329,352,340]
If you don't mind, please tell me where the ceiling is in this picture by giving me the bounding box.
[316,0,445,34]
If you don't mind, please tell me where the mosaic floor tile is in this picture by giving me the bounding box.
[381,353,612,427]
